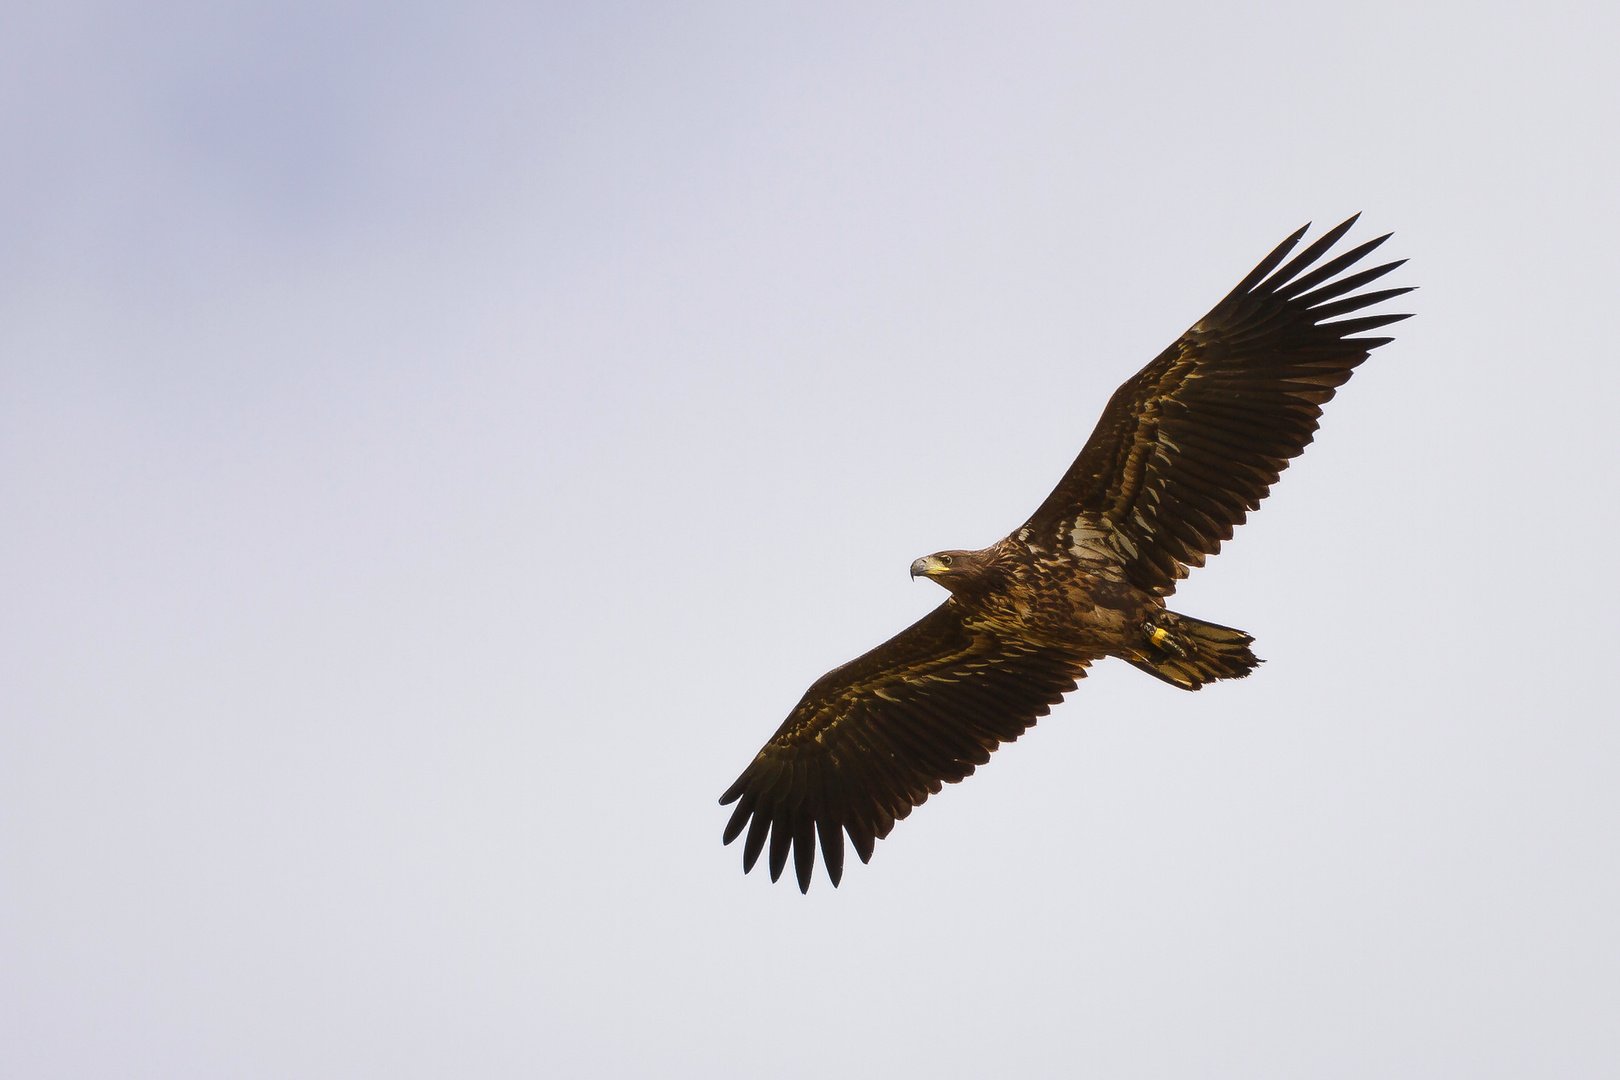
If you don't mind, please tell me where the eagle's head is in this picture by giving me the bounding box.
[910,548,997,595]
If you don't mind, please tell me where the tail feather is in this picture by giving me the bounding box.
[1128,610,1261,691]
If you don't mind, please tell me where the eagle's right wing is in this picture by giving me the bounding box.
[1023,216,1412,596]
[719,601,1093,892]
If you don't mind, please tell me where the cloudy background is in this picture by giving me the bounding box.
[3,2,1616,1076]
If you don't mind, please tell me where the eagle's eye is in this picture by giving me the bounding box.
[940,555,953,566]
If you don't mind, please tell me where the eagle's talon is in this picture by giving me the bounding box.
[1145,622,1188,657]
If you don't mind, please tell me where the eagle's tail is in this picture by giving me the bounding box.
[1126,611,1261,691]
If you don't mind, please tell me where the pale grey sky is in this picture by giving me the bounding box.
[3,2,1617,1077]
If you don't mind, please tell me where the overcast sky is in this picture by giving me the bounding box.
[3,2,1617,1077]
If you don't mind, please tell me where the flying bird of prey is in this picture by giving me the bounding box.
[720,216,1411,892]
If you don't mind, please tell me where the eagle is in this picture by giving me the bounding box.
[720,216,1411,892]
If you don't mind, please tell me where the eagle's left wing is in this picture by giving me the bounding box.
[1023,216,1412,596]
[720,601,1094,892]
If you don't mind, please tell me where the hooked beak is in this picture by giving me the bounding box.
[910,556,941,580]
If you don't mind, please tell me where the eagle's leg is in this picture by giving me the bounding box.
[1143,619,1189,658]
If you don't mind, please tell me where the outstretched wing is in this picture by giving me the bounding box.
[1024,215,1413,596]
[719,602,1093,892]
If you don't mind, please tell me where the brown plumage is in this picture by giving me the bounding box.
[720,216,1412,891]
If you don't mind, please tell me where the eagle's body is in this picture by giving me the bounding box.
[926,534,1228,656]
[721,217,1412,891]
